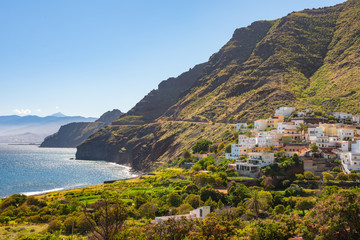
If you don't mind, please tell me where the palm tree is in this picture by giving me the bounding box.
[296,123,308,142]
[244,190,267,217]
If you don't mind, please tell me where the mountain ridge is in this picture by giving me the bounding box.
[77,0,360,171]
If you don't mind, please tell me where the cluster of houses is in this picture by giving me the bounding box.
[226,107,360,177]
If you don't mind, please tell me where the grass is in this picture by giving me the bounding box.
[0,224,47,240]
[77,195,101,204]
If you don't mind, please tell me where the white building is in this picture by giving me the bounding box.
[315,136,338,148]
[275,107,296,117]
[256,131,280,147]
[254,119,267,131]
[333,112,353,120]
[236,123,248,132]
[277,122,297,134]
[225,144,248,159]
[155,206,210,224]
[352,116,360,124]
[238,135,257,148]
[337,128,354,140]
[297,112,305,117]
[235,152,275,177]
[340,140,360,172]
[308,127,324,142]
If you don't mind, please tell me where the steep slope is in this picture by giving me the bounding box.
[76,121,235,170]
[113,63,206,125]
[40,109,123,148]
[77,0,360,171]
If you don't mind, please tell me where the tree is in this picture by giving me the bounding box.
[185,194,201,209]
[273,204,286,214]
[138,202,158,219]
[304,190,360,239]
[167,192,182,207]
[296,123,308,142]
[245,131,254,138]
[336,172,349,181]
[295,199,314,216]
[192,139,212,153]
[304,171,315,180]
[183,149,191,161]
[244,191,267,217]
[207,165,216,172]
[217,142,225,153]
[311,144,319,153]
[225,144,232,153]
[82,195,127,240]
[177,203,193,214]
[322,172,335,182]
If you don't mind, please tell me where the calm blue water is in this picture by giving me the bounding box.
[0,144,136,198]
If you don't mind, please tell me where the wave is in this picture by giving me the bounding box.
[21,187,65,196]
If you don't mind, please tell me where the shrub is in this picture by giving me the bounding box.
[192,139,212,153]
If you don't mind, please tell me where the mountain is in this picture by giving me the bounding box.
[77,0,360,171]
[40,109,123,148]
[0,115,96,144]
[49,112,67,118]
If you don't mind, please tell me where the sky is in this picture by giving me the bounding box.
[0,0,346,118]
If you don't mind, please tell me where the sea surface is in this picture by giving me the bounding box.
[0,143,137,198]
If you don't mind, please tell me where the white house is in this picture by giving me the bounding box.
[236,123,248,132]
[333,112,353,120]
[337,128,354,140]
[256,131,280,147]
[340,140,360,172]
[235,152,275,177]
[275,107,296,117]
[254,119,267,131]
[308,127,324,142]
[315,136,338,148]
[277,122,297,134]
[352,116,360,124]
[297,112,305,117]
[238,135,257,148]
[225,144,248,159]
[155,206,210,224]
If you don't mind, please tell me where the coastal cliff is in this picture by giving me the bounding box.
[40,109,123,148]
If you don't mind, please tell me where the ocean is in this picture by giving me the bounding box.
[0,143,136,198]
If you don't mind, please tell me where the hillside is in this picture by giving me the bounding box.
[40,109,123,148]
[77,0,360,171]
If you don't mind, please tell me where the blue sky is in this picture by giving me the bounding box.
[0,0,345,117]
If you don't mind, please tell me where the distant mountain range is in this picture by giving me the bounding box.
[0,113,96,144]
[40,109,123,148]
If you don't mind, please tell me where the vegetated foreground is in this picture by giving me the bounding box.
[1,149,360,239]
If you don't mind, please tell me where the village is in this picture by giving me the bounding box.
[223,107,360,177]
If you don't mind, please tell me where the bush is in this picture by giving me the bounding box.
[167,192,182,207]
[322,172,334,182]
[336,172,349,181]
[304,171,315,180]
[192,139,212,153]
[273,204,286,214]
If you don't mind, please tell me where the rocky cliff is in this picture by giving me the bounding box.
[77,0,360,171]
[40,109,123,148]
